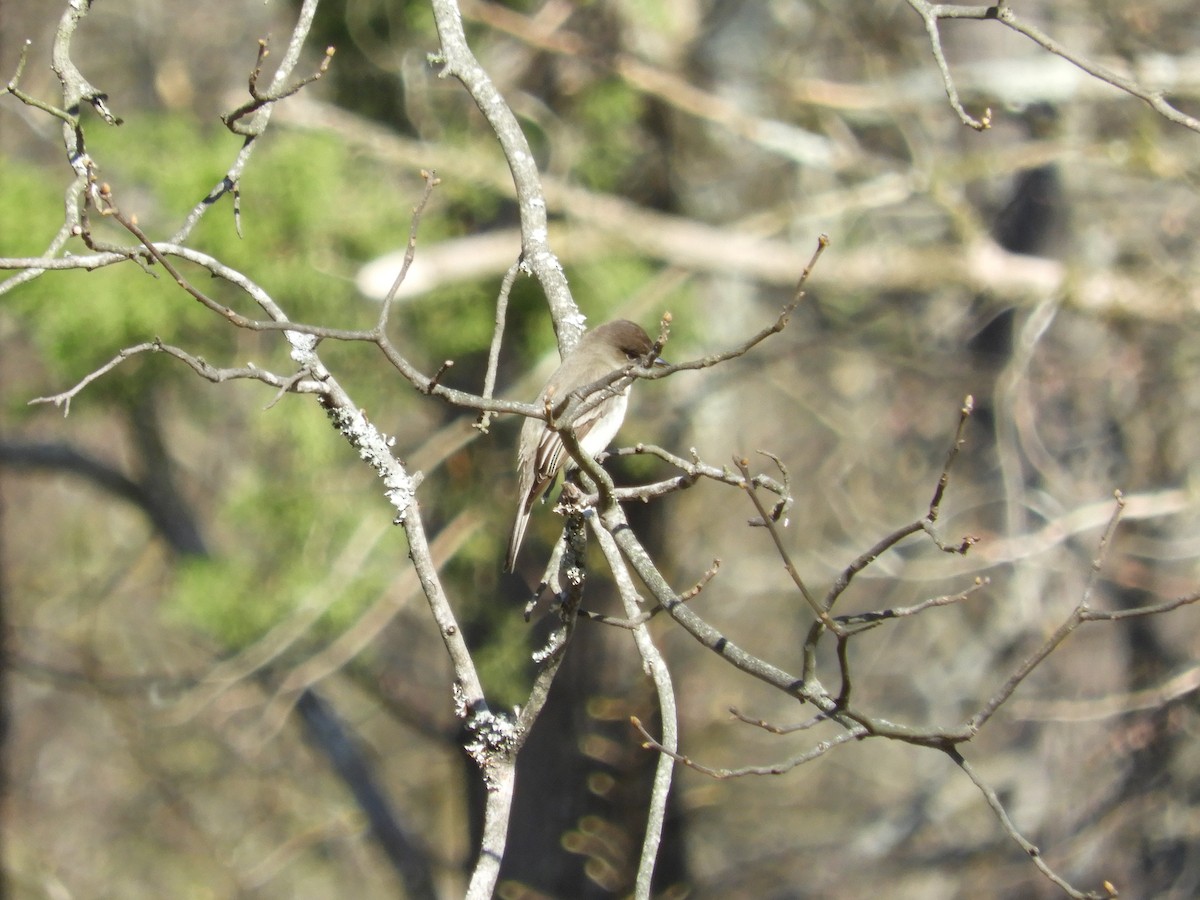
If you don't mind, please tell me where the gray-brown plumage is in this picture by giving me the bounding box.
[505,320,659,572]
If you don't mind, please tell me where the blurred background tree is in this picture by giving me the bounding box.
[2,0,1200,897]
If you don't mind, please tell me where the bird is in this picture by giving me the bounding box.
[505,319,662,572]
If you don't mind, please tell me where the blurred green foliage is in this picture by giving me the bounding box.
[0,159,66,256]
[570,78,646,192]
[163,385,402,648]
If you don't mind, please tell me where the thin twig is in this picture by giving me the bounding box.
[907,2,1200,135]
[951,748,1116,899]
[222,41,336,134]
[379,170,441,330]
[607,443,788,498]
[906,0,991,130]
[833,578,990,625]
[1079,490,1125,612]
[475,257,523,434]
[968,494,1130,732]
[577,559,719,629]
[824,398,976,612]
[734,455,835,633]
[728,707,831,735]
[28,341,304,415]
[633,716,864,778]
[4,39,76,125]
[927,394,974,520]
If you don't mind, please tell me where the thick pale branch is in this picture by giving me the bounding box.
[591,520,676,900]
[429,0,580,348]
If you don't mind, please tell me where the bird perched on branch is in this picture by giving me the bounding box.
[505,319,663,572]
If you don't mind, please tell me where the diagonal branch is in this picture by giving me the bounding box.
[908,2,1200,134]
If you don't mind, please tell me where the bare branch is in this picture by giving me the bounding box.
[606,444,787,502]
[951,748,1117,900]
[823,399,977,612]
[909,2,1200,134]
[728,707,832,736]
[733,454,835,632]
[1080,591,1200,623]
[632,716,864,778]
[832,578,990,626]
[577,559,717,629]
[378,170,441,330]
[4,39,75,125]
[170,0,328,243]
[634,233,829,381]
[222,40,336,135]
[989,3,1200,133]
[474,257,524,434]
[591,519,677,900]
[905,0,992,130]
[968,494,1138,733]
[28,341,305,416]
[429,0,580,347]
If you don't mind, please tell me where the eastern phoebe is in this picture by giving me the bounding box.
[505,319,661,572]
